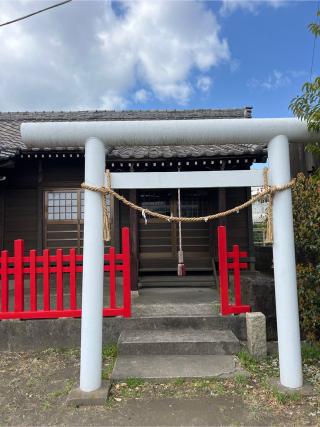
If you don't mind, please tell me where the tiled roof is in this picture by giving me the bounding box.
[0,108,266,160]
[108,144,265,159]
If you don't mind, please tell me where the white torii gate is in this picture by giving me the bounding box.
[21,118,319,393]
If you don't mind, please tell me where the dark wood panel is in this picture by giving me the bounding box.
[3,188,38,251]
[46,239,79,247]
[0,186,4,249]
[46,223,79,231]
[42,158,84,187]
[5,159,38,188]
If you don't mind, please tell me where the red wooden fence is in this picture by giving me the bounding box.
[218,225,251,315]
[0,227,131,320]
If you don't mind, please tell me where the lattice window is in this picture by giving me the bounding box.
[47,190,111,221]
[47,191,78,221]
[45,189,112,253]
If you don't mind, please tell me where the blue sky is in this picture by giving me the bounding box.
[200,1,319,118]
[0,1,319,117]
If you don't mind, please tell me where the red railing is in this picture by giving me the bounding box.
[0,227,131,320]
[218,225,251,315]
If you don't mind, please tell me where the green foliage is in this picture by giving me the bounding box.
[308,10,320,37]
[102,344,117,359]
[271,388,300,405]
[289,11,320,155]
[237,350,259,374]
[290,77,320,155]
[301,341,320,363]
[125,378,145,388]
[102,344,117,380]
[292,173,320,264]
[296,264,320,341]
[173,378,185,386]
[292,173,320,341]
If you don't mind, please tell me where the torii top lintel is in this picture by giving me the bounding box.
[21,117,318,148]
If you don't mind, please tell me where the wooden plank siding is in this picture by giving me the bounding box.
[0,185,5,250]
[225,187,250,253]
[0,157,254,275]
[4,188,38,252]
[1,159,38,251]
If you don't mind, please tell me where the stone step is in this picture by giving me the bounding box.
[111,354,242,380]
[118,329,240,356]
[139,282,214,288]
[131,302,220,317]
[139,275,214,288]
[139,275,214,283]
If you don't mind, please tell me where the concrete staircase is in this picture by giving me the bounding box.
[111,328,243,381]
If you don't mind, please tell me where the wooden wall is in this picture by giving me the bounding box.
[226,187,250,250]
[0,157,254,271]
[1,159,38,252]
[0,157,84,252]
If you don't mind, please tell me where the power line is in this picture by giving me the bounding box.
[0,0,72,28]
[310,1,320,82]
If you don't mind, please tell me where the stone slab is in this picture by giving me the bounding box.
[66,380,111,406]
[118,329,240,355]
[111,354,243,380]
[246,312,267,359]
[132,303,220,317]
[268,377,315,396]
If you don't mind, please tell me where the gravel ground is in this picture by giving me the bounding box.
[0,345,319,426]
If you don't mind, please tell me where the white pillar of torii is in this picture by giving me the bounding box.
[21,118,319,392]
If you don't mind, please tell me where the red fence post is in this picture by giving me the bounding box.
[56,249,63,311]
[109,246,116,309]
[43,249,50,311]
[29,250,37,311]
[233,245,242,306]
[218,226,251,316]
[14,239,24,312]
[1,250,9,313]
[122,227,131,318]
[217,226,230,315]
[69,248,77,310]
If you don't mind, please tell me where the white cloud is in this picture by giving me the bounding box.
[196,76,212,92]
[220,0,285,16]
[134,89,150,103]
[100,91,128,110]
[0,0,230,111]
[247,69,307,91]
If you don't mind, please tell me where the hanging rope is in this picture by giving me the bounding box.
[102,170,112,242]
[81,169,296,244]
[263,168,274,244]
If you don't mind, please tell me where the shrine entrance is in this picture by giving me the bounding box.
[138,189,214,273]
[22,117,316,392]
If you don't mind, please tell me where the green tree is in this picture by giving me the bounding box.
[292,173,320,341]
[289,11,320,342]
[289,11,320,156]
